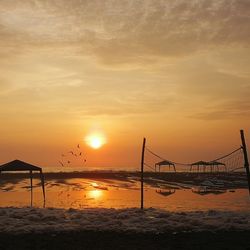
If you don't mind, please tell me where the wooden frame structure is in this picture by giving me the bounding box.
[0,159,46,206]
[190,161,209,172]
[209,161,226,172]
[155,160,176,172]
[190,160,226,173]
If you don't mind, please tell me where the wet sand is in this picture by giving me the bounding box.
[1,171,248,189]
[1,231,250,250]
[1,171,249,210]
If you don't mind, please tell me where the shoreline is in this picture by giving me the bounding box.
[0,171,246,178]
[0,172,248,189]
[1,207,250,234]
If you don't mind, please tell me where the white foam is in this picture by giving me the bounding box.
[0,207,249,234]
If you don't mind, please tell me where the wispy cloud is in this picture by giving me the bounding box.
[190,100,250,120]
[0,0,250,64]
[0,0,249,118]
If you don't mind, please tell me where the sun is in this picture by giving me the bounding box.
[85,133,106,149]
[89,137,102,149]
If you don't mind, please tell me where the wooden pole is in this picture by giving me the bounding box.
[40,170,46,208]
[141,138,146,210]
[240,130,250,196]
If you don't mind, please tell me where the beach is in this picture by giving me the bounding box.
[1,227,250,250]
[1,171,248,189]
[0,172,249,210]
[0,207,250,250]
[1,172,250,249]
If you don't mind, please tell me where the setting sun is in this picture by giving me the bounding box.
[85,134,106,149]
[1,1,250,249]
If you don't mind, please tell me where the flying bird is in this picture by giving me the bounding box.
[67,161,71,164]
[59,161,64,167]
[79,152,82,156]
[77,144,80,149]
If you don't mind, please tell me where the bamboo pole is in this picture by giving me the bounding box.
[240,130,250,196]
[40,170,46,208]
[141,138,146,210]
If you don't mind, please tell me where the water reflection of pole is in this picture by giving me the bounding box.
[141,138,146,210]
[30,170,33,207]
[40,170,46,208]
[240,130,250,197]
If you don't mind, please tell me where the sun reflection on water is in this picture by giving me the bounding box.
[91,182,99,188]
[88,189,103,199]
[1,177,250,212]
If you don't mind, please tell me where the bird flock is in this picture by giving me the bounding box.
[59,144,86,167]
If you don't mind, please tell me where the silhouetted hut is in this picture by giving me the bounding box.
[190,161,209,172]
[209,161,227,172]
[155,160,176,172]
[0,160,45,205]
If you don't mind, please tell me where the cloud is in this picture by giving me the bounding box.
[0,0,249,119]
[0,77,12,93]
[0,0,249,64]
[0,72,177,118]
[190,100,250,120]
[70,92,177,117]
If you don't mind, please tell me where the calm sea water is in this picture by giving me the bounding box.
[42,165,231,173]
[0,177,249,212]
[42,166,138,172]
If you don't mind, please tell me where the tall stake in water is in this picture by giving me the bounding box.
[141,138,146,210]
[240,130,250,197]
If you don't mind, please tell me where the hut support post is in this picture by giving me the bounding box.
[240,130,250,197]
[141,138,146,210]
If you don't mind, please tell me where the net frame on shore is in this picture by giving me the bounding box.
[144,146,244,173]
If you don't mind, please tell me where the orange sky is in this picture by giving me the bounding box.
[0,0,250,169]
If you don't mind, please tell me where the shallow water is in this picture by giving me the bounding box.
[0,177,249,211]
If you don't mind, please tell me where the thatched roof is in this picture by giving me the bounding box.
[209,161,226,166]
[191,161,209,166]
[155,160,175,166]
[0,159,42,172]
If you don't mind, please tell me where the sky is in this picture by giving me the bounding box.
[0,0,250,169]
